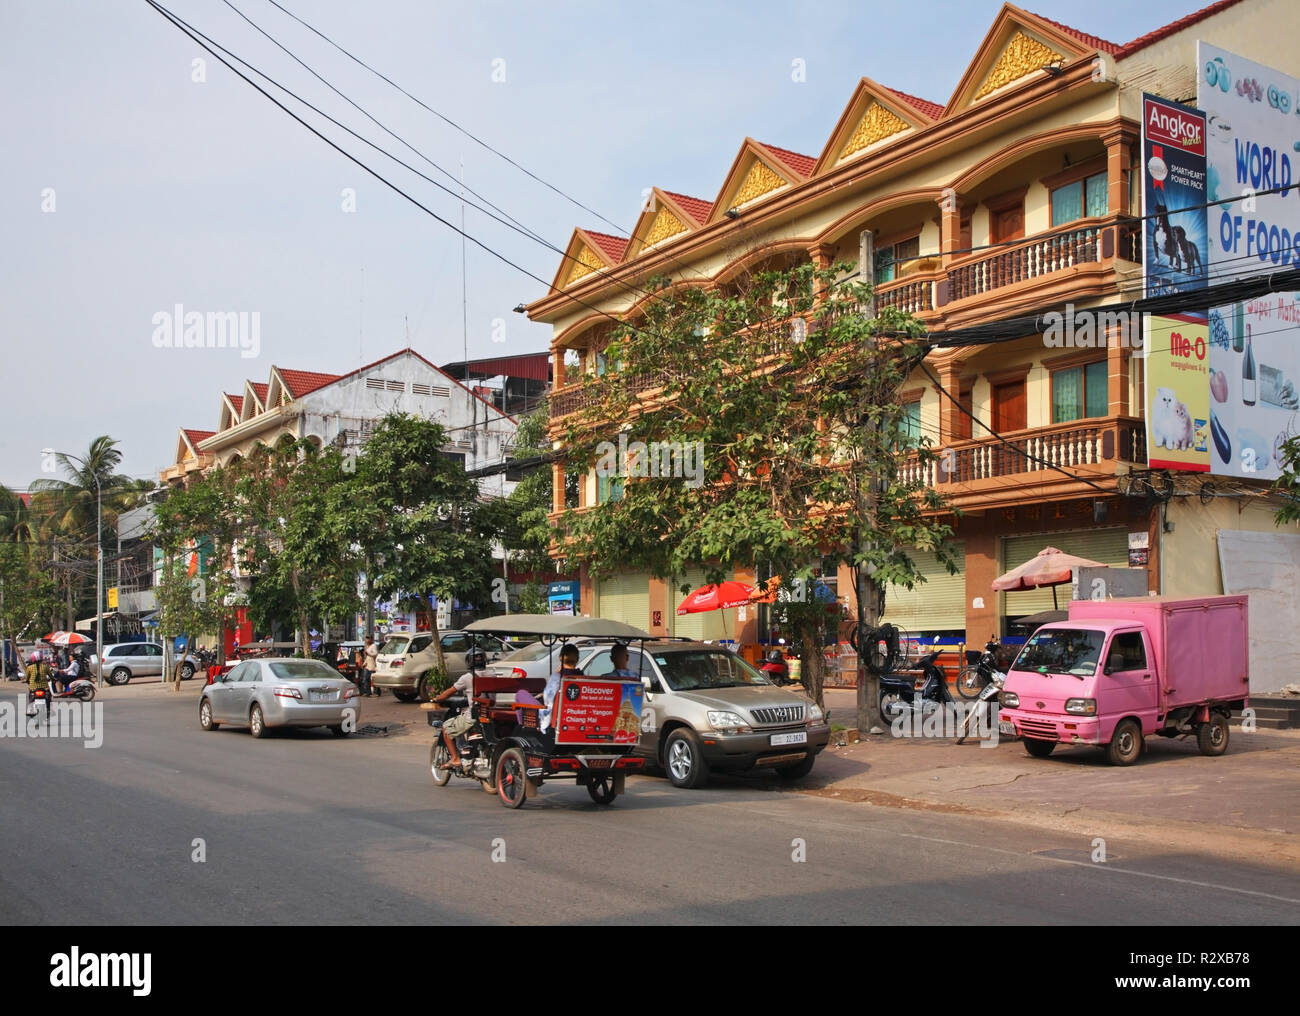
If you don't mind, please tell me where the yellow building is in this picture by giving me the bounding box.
[526,1,1300,651]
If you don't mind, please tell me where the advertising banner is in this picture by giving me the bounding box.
[554,679,643,745]
[1141,93,1208,299]
[1198,43,1300,480]
[1146,313,1212,471]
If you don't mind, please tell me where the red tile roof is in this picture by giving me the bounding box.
[250,382,268,405]
[225,394,243,414]
[582,229,630,263]
[184,429,215,449]
[1028,11,1120,54]
[884,86,945,121]
[662,191,714,225]
[757,143,816,179]
[277,369,343,399]
[1115,0,1246,58]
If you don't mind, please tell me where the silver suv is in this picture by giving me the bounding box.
[93,642,166,685]
[372,630,509,702]
[619,641,830,788]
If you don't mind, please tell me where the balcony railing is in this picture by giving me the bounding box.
[899,416,1147,488]
[876,273,938,315]
[943,216,1142,304]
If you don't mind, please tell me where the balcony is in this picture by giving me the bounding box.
[899,415,1147,492]
[876,271,940,316]
[942,216,1141,305]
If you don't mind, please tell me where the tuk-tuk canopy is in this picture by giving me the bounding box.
[463,614,652,640]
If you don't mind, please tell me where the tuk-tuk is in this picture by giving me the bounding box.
[423,615,651,809]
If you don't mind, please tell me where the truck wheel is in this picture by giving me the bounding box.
[1106,719,1142,766]
[1022,737,1055,758]
[1197,714,1229,756]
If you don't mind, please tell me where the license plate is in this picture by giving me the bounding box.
[584,757,614,769]
[999,720,1016,736]
[310,691,333,703]
[770,732,807,746]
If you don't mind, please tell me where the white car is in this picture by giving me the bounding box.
[198,657,361,738]
[481,639,621,682]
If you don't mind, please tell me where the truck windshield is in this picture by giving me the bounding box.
[1014,629,1105,677]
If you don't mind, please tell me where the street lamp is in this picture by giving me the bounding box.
[54,451,103,687]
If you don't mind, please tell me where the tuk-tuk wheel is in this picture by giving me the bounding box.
[587,776,617,805]
[496,747,528,809]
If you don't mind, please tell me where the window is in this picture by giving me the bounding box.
[596,472,624,504]
[1052,360,1107,422]
[1051,171,1108,227]
[1107,631,1147,672]
[899,400,922,446]
[441,634,470,653]
[873,235,921,285]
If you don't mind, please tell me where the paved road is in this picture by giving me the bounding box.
[1,687,1297,925]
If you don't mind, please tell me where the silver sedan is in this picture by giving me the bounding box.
[199,658,361,738]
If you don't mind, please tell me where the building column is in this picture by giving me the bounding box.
[935,359,962,450]
[1102,126,1134,217]
[964,529,1000,642]
[553,348,566,388]
[1107,337,1131,417]
[551,463,565,515]
[938,192,961,267]
[648,576,669,637]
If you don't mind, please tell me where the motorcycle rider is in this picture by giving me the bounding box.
[26,652,52,717]
[57,651,83,694]
[433,669,477,770]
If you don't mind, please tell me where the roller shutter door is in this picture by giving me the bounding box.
[1002,529,1129,616]
[670,569,729,642]
[881,544,967,634]
[596,572,651,629]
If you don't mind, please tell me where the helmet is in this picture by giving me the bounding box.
[765,650,784,663]
[28,651,40,664]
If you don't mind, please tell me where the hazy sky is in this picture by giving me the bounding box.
[2,0,1203,489]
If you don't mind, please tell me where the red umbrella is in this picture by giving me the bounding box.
[676,581,756,615]
[991,546,1106,609]
[42,631,91,646]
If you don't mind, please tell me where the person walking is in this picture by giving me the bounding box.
[360,636,381,697]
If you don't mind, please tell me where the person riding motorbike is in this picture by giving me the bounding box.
[26,652,52,716]
[433,670,477,770]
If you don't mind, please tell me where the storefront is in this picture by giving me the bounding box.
[881,544,967,638]
[1000,528,1130,621]
[595,572,651,630]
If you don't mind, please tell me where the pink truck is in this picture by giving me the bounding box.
[998,595,1249,766]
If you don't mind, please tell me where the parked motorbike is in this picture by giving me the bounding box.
[27,676,96,715]
[878,642,952,724]
[760,650,796,686]
[955,666,1006,744]
[428,696,496,791]
[955,636,1014,700]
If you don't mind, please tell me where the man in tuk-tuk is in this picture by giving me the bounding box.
[539,643,584,735]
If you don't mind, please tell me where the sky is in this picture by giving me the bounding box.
[1,0,1209,490]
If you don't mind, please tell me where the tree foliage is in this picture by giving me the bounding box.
[558,263,957,719]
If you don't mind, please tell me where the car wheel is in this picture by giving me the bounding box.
[664,729,709,789]
[495,747,528,809]
[1023,737,1055,758]
[330,724,350,738]
[430,741,452,787]
[417,671,439,703]
[199,698,219,731]
[1106,719,1142,766]
[179,662,195,681]
[1197,714,1229,756]
[110,667,131,686]
[586,775,617,805]
[955,667,984,700]
[393,691,418,703]
[249,703,267,739]
[775,755,815,780]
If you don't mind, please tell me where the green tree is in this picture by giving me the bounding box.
[333,414,498,681]
[558,263,956,725]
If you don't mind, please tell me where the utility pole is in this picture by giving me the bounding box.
[855,229,885,734]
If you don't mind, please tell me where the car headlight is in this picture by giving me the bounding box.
[1000,691,1019,709]
[706,710,752,734]
[807,703,824,724]
[1064,698,1096,715]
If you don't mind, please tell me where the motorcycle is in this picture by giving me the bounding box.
[27,676,96,715]
[760,650,795,686]
[955,636,1014,700]
[428,696,497,791]
[878,642,952,725]
[955,666,1005,744]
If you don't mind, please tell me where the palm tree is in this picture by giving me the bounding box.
[29,436,153,628]
[0,486,35,543]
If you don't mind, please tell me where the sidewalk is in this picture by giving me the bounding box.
[815,687,1300,865]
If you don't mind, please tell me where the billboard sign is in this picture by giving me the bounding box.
[1198,43,1300,480]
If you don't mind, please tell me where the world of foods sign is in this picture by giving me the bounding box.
[1198,43,1300,480]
